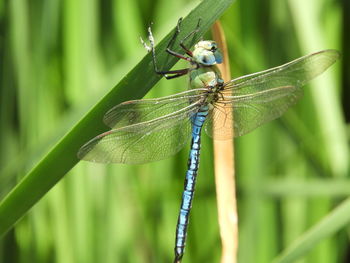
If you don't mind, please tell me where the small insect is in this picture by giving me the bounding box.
[78,18,339,263]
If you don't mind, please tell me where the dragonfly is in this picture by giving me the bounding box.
[78,18,339,263]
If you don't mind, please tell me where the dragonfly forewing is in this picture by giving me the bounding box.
[206,49,339,139]
[223,49,340,95]
[78,100,203,164]
[103,88,208,129]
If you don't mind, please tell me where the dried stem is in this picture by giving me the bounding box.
[211,21,238,263]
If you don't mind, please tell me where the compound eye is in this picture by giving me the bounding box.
[201,55,209,64]
[210,43,218,51]
[200,54,215,65]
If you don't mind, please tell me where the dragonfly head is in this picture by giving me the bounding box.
[192,41,223,66]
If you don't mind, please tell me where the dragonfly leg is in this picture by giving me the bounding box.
[141,18,202,79]
[179,18,201,57]
[164,17,193,58]
[141,21,191,78]
[151,68,189,79]
[165,49,192,61]
[166,17,183,51]
[160,68,189,80]
[140,25,161,72]
[166,18,201,58]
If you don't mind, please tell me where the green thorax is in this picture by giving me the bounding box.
[189,64,224,90]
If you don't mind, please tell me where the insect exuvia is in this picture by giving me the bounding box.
[78,18,339,263]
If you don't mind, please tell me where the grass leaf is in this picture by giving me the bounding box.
[273,198,350,263]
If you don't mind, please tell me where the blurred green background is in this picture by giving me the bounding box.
[0,0,349,263]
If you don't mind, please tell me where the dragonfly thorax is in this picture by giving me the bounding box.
[189,64,224,90]
[192,40,223,66]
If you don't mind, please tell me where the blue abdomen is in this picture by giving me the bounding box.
[174,108,208,261]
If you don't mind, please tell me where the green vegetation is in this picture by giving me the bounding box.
[0,0,348,262]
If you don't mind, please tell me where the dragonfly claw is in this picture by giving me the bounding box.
[140,36,152,53]
[140,24,156,53]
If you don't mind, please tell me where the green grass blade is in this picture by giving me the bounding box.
[0,0,234,237]
[272,198,350,263]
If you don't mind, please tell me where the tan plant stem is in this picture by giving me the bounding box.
[211,21,238,263]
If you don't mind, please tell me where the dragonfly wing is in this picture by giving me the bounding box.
[205,86,303,139]
[205,49,339,139]
[223,49,340,95]
[232,85,303,137]
[78,101,201,164]
[204,104,234,140]
[103,88,207,129]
